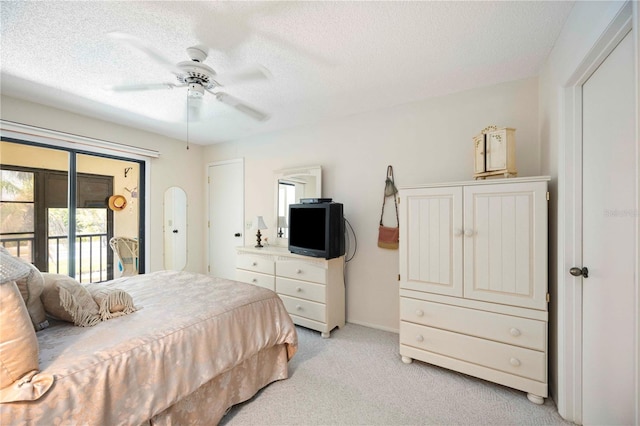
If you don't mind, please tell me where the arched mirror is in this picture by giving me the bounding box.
[274,166,322,246]
[164,186,187,270]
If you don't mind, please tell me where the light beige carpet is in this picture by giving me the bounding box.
[221,323,574,425]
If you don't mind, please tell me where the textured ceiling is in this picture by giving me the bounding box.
[0,1,574,145]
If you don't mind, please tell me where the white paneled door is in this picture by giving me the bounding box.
[581,30,636,425]
[208,159,244,280]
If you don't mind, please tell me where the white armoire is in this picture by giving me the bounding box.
[398,176,549,404]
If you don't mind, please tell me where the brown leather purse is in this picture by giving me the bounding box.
[378,166,399,249]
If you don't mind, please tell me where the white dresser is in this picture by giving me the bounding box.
[398,176,549,404]
[236,246,345,338]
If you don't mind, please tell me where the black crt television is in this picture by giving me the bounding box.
[288,202,345,259]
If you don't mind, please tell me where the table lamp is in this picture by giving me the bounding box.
[254,216,268,248]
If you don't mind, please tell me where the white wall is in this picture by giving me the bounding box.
[538,0,635,421]
[205,77,542,331]
[0,95,205,273]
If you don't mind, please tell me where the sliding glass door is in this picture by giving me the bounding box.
[0,140,144,282]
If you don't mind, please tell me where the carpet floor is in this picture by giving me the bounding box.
[220,323,574,425]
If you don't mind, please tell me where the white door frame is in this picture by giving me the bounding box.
[558,2,638,423]
[205,158,244,274]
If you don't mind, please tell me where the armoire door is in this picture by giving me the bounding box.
[581,30,635,425]
[399,186,463,297]
[463,181,548,310]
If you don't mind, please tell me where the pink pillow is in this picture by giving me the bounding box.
[0,280,54,402]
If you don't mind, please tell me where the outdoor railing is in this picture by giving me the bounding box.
[1,233,111,283]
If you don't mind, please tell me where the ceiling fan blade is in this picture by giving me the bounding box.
[215,65,272,85]
[213,92,270,121]
[108,32,183,75]
[105,82,185,92]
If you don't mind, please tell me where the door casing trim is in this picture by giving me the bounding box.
[557,2,636,423]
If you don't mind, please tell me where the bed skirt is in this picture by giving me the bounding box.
[149,343,289,425]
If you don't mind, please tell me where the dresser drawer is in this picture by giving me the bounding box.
[236,270,275,291]
[400,322,545,382]
[237,254,274,275]
[276,260,326,284]
[400,297,546,351]
[279,295,326,323]
[276,277,326,303]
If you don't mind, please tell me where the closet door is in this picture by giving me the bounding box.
[581,31,635,424]
[399,186,463,297]
[463,181,547,310]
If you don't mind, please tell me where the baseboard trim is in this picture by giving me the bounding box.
[346,319,399,334]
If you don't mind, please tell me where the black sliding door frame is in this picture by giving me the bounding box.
[0,137,146,277]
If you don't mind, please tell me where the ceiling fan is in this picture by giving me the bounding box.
[106,32,270,122]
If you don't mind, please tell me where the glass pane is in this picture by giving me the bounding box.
[1,141,69,272]
[75,208,108,283]
[1,170,34,201]
[48,208,68,275]
[0,169,35,262]
[77,154,140,280]
[48,207,68,237]
[77,208,106,234]
[1,237,34,262]
[0,201,34,233]
[0,141,68,171]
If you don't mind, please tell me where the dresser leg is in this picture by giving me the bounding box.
[401,356,413,364]
[526,393,544,405]
[321,331,330,338]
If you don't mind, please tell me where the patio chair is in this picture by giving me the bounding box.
[109,237,138,277]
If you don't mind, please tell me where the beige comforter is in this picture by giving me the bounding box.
[0,270,298,425]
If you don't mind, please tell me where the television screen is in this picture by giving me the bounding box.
[289,206,326,250]
[288,202,345,259]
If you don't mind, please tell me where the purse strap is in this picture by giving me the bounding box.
[380,165,399,227]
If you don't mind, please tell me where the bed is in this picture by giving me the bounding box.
[0,269,298,425]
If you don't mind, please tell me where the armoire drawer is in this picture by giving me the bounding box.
[237,255,274,275]
[276,260,326,284]
[279,294,326,323]
[236,270,275,291]
[400,321,546,382]
[400,297,546,351]
[276,277,326,303]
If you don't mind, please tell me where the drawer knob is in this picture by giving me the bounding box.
[252,278,257,283]
[296,305,303,311]
[252,262,258,266]
[415,335,424,342]
[509,357,521,367]
[296,287,302,292]
[509,328,521,337]
[296,269,303,274]
[415,309,424,317]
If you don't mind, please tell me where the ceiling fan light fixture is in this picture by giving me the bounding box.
[187,83,204,98]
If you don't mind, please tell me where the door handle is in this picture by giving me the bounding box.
[234,232,242,237]
[569,267,589,278]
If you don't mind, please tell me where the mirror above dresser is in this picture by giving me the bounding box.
[274,166,322,246]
